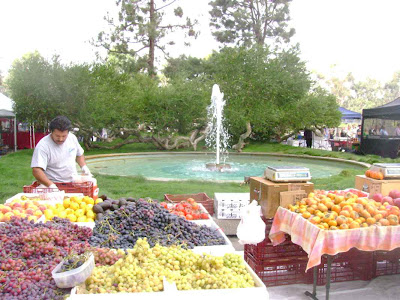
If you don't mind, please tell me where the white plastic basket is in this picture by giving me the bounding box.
[52,253,95,288]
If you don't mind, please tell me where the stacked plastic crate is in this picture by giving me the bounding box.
[244,217,313,287]
[372,248,400,278]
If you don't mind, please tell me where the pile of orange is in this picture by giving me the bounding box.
[286,191,399,230]
[365,170,384,180]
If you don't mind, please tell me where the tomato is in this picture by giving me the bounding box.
[200,213,209,219]
[185,214,193,220]
[160,202,168,209]
[191,202,199,210]
[176,204,184,212]
[187,198,195,204]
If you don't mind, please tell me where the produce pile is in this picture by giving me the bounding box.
[287,190,400,230]
[0,200,50,222]
[89,199,226,249]
[160,197,210,220]
[44,196,100,222]
[0,217,92,299]
[84,238,255,294]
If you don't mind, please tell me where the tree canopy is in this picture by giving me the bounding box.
[209,0,295,47]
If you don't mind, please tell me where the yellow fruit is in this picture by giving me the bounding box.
[44,209,54,220]
[65,208,74,215]
[77,216,86,222]
[70,196,79,203]
[86,210,95,219]
[95,198,103,204]
[63,198,71,209]
[70,202,79,211]
[86,204,94,211]
[59,211,67,219]
[67,214,77,222]
[79,202,87,212]
[87,198,94,205]
[86,218,94,223]
[75,209,84,217]
[55,203,64,210]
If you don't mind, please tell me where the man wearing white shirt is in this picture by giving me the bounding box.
[31,116,92,188]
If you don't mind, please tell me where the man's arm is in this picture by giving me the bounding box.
[76,155,86,168]
[32,167,54,187]
[76,155,92,175]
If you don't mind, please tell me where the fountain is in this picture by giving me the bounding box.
[205,84,231,171]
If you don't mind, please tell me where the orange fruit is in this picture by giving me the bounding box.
[361,223,369,228]
[349,211,360,220]
[328,220,337,227]
[329,226,338,230]
[360,210,371,219]
[388,214,399,225]
[339,210,351,218]
[341,205,353,212]
[366,217,376,226]
[309,216,321,225]
[336,216,348,225]
[374,213,383,221]
[317,224,325,230]
[349,221,360,229]
[306,207,316,214]
[339,223,349,230]
[302,211,311,219]
[378,219,390,226]
[331,205,341,214]
[318,203,328,212]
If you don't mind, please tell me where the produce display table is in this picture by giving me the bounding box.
[269,206,400,299]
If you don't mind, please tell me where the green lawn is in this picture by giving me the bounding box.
[0,141,392,204]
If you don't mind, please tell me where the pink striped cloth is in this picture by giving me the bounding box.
[269,206,400,271]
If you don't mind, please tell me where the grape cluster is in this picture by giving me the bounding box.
[84,238,255,294]
[0,217,92,299]
[89,199,226,249]
[91,247,125,267]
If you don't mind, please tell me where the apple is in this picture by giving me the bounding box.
[38,205,47,212]
[390,190,400,199]
[34,210,43,217]
[12,210,21,216]
[0,206,11,214]
[373,193,384,203]
[25,209,34,215]
[383,196,394,206]
[394,198,400,208]
[12,202,22,209]
[3,212,13,221]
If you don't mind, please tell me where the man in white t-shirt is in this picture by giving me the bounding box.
[31,116,92,188]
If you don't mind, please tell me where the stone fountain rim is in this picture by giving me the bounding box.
[86,151,370,169]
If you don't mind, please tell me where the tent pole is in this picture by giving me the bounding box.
[13,116,17,152]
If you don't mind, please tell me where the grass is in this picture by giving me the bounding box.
[1,141,394,204]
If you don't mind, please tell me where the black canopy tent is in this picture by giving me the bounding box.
[361,98,400,158]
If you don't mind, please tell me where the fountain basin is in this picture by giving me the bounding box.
[86,152,367,182]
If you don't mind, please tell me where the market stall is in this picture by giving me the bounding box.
[361,97,400,158]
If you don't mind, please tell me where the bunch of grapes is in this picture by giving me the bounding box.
[90,247,125,266]
[89,199,226,249]
[83,238,255,294]
[56,252,92,273]
[0,217,92,299]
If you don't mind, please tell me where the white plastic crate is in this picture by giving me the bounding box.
[214,193,250,219]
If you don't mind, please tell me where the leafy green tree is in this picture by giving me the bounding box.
[93,0,198,76]
[383,71,400,102]
[209,0,295,47]
[204,46,340,150]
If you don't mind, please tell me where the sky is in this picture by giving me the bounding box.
[1,0,400,83]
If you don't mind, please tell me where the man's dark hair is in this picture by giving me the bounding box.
[49,116,72,132]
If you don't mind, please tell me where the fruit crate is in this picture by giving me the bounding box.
[23,181,95,198]
[164,193,214,215]
[316,248,374,285]
[244,216,308,261]
[372,248,400,277]
[245,253,313,287]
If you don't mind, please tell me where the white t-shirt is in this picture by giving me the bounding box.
[31,132,84,182]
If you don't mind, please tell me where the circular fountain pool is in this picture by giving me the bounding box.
[86,153,366,182]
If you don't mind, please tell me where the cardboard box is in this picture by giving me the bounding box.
[250,177,314,218]
[214,193,250,219]
[280,190,308,208]
[355,175,400,198]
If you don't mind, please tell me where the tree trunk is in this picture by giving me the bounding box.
[232,121,252,152]
[148,0,156,77]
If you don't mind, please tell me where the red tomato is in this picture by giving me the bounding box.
[187,198,195,204]
[191,203,199,210]
[176,204,184,212]
[201,213,209,219]
[160,202,168,209]
[185,214,193,220]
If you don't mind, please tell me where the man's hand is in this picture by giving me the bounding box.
[81,165,92,176]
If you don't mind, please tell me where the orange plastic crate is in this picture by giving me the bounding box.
[23,181,95,198]
[164,193,214,215]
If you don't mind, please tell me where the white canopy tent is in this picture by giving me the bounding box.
[0,92,17,152]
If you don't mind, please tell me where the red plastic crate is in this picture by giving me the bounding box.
[164,193,214,215]
[373,248,400,277]
[316,248,374,285]
[245,216,308,261]
[245,253,313,287]
[23,181,96,199]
